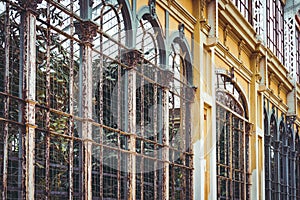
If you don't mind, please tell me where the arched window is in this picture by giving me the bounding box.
[92,1,131,199]
[269,114,278,199]
[216,72,250,199]
[168,32,193,200]
[264,109,273,200]
[135,12,165,200]
[279,119,287,198]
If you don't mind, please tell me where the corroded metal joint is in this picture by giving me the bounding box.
[121,49,143,67]
[18,0,42,14]
[74,20,98,45]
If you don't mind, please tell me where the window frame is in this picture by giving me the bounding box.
[216,72,251,200]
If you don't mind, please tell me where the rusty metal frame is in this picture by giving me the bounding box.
[0,0,195,199]
[215,73,250,200]
[263,101,299,200]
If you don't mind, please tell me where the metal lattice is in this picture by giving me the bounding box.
[231,0,252,24]
[0,0,194,199]
[267,0,284,63]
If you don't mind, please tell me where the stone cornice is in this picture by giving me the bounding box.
[263,89,289,113]
[218,0,257,51]
[215,41,252,83]
[267,52,294,93]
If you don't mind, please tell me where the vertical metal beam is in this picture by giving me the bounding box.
[162,88,169,200]
[80,0,93,20]
[128,66,136,200]
[18,0,42,199]
[69,2,75,199]
[45,3,51,198]
[132,0,136,17]
[2,2,10,199]
[75,20,97,200]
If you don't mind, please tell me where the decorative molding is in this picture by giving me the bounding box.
[238,39,245,60]
[120,49,143,67]
[218,2,257,51]
[263,89,289,113]
[278,82,283,96]
[200,0,206,19]
[156,0,196,32]
[178,23,185,39]
[253,53,263,82]
[167,0,174,7]
[74,20,98,44]
[268,72,275,88]
[223,24,231,48]
[215,42,253,83]
[148,0,157,19]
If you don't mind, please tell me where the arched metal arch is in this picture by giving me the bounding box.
[279,118,287,144]
[135,6,167,65]
[168,31,193,85]
[269,112,278,139]
[215,69,250,119]
[167,31,192,63]
[118,0,134,47]
[264,108,269,138]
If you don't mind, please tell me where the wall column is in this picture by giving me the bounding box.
[75,20,97,200]
[18,0,42,199]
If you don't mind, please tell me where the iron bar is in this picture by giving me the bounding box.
[2,2,10,197]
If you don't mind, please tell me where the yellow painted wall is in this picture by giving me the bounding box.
[169,15,180,32]
[240,50,250,69]
[215,56,229,71]
[157,4,166,33]
[227,36,239,57]
[204,105,211,200]
[136,0,148,12]
[279,90,287,105]
[203,49,211,94]
[257,93,262,128]
[176,0,194,16]
[235,73,249,99]
[218,26,224,44]
[258,136,263,200]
